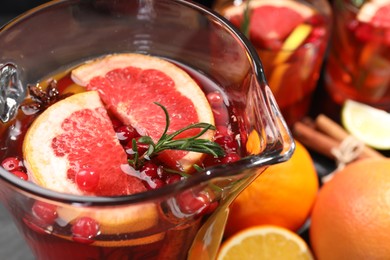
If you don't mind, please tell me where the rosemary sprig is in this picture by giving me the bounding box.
[241,0,252,38]
[129,102,225,168]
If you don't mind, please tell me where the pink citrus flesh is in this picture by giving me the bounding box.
[23,91,146,196]
[358,1,390,28]
[71,53,215,171]
[222,0,314,49]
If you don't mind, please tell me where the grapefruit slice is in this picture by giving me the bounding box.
[357,0,390,28]
[71,53,215,171]
[222,0,314,49]
[23,91,146,196]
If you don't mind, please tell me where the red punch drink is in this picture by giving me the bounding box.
[215,0,332,126]
[0,1,294,259]
[325,0,390,110]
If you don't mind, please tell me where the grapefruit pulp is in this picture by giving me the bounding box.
[71,53,215,171]
[221,0,314,50]
[23,91,146,197]
[357,0,390,28]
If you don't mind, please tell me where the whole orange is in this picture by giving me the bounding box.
[224,140,319,238]
[310,158,390,260]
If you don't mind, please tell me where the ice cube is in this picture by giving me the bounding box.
[0,63,26,123]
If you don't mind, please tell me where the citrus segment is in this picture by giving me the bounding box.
[341,99,390,150]
[217,225,313,260]
[71,53,214,171]
[222,0,314,49]
[310,158,390,259]
[23,91,146,196]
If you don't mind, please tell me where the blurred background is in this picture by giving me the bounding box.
[0,0,214,26]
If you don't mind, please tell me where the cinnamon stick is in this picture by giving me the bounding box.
[315,114,385,159]
[293,121,340,159]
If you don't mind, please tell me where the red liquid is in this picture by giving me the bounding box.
[0,59,247,260]
[216,0,330,126]
[325,0,390,110]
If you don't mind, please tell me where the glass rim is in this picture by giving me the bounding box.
[0,0,292,205]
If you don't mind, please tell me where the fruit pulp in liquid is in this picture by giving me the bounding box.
[0,59,246,259]
[218,0,330,125]
[325,0,390,110]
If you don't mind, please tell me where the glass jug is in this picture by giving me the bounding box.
[0,0,294,259]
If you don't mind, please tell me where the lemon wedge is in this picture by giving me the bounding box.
[342,99,390,150]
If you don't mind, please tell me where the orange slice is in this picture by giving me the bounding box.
[71,53,215,171]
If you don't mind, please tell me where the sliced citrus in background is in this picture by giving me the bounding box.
[23,91,147,196]
[357,0,390,28]
[71,53,214,171]
[217,225,314,260]
[341,99,390,150]
[221,0,314,50]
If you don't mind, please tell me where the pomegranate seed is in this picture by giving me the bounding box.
[354,23,373,42]
[32,201,58,225]
[215,135,238,153]
[71,217,100,244]
[306,27,326,44]
[307,14,325,26]
[141,161,161,179]
[75,168,99,192]
[143,178,165,190]
[215,126,230,137]
[207,91,224,107]
[177,190,210,215]
[125,138,150,158]
[221,152,241,164]
[116,125,138,144]
[1,157,22,171]
[11,170,28,181]
[201,201,219,215]
[212,107,229,126]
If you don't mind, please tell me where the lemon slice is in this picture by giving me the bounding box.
[217,225,313,260]
[342,99,390,150]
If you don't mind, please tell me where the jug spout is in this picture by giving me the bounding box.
[0,63,25,123]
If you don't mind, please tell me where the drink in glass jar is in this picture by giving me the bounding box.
[325,0,390,110]
[214,0,332,126]
[0,1,294,259]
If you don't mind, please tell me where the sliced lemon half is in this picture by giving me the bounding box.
[217,225,313,260]
[342,99,390,150]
